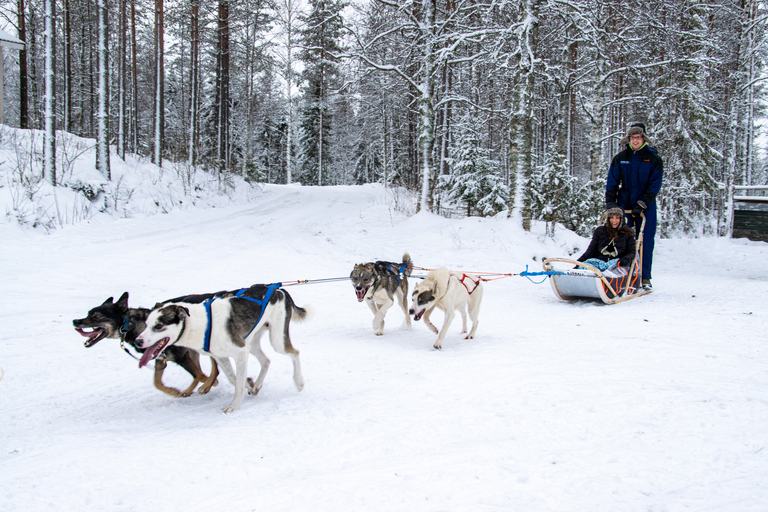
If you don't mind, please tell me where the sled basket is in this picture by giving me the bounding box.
[542,211,651,305]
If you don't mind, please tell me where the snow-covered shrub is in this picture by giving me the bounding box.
[527,150,604,237]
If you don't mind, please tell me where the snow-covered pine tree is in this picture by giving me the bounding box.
[298,0,346,186]
[274,0,303,184]
[526,149,605,237]
[440,111,509,217]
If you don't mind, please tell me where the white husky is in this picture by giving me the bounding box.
[409,267,484,349]
[136,285,306,413]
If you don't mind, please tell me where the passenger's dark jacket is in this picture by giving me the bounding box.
[577,225,636,268]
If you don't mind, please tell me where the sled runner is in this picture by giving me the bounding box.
[542,211,651,305]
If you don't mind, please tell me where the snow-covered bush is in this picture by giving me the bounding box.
[0,126,261,231]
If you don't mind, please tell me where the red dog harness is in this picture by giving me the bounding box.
[456,274,481,295]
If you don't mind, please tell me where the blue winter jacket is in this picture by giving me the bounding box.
[605,144,664,210]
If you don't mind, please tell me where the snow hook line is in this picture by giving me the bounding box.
[278,266,565,288]
[281,276,351,287]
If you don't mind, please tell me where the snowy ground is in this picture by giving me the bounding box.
[2,183,767,511]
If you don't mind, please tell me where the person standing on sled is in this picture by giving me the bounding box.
[577,207,636,271]
[605,123,663,289]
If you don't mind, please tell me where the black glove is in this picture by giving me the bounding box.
[632,200,647,217]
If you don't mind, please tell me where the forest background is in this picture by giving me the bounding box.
[1,0,767,237]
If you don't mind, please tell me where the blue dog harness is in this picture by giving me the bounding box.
[391,263,409,282]
[202,283,282,352]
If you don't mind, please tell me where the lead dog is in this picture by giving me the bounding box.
[136,285,307,413]
[409,267,483,349]
[73,291,219,397]
[350,252,413,335]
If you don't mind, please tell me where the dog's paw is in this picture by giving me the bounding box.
[465,334,474,340]
[433,342,442,350]
[162,387,184,398]
[374,331,384,336]
[428,325,438,334]
[198,378,219,394]
[222,404,240,414]
[247,377,262,395]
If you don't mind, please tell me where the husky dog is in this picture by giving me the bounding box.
[136,285,307,413]
[409,267,484,349]
[73,292,220,397]
[350,252,413,335]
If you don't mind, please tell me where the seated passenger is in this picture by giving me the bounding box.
[577,207,636,271]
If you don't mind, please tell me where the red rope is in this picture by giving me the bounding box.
[409,265,515,281]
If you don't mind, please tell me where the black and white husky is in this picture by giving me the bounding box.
[350,252,413,335]
[73,291,219,397]
[409,267,483,349]
[136,285,307,413]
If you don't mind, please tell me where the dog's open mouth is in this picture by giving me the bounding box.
[138,338,171,368]
[75,327,107,347]
[412,310,424,321]
[355,287,369,302]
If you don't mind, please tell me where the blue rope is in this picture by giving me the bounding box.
[519,266,565,285]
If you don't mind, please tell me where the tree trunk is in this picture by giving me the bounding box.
[96,0,110,179]
[519,0,540,231]
[284,0,296,184]
[43,0,56,185]
[117,0,127,159]
[17,0,28,129]
[27,4,39,129]
[63,0,72,133]
[188,0,199,167]
[418,0,437,213]
[216,0,230,175]
[153,0,164,166]
[131,0,139,153]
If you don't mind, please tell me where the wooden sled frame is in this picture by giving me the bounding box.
[542,211,651,305]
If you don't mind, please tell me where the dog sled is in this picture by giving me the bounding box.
[542,211,651,305]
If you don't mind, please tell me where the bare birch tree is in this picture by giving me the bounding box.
[96,0,110,178]
[43,0,55,185]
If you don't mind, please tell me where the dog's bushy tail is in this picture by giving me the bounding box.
[402,252,413,277]
[282,289,310,323]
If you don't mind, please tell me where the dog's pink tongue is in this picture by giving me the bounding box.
[75,328,100,341]
[138,342,163,368]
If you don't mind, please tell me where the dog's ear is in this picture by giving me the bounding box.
[116,292,129,310]
[101,296,114,306]
[177,306,190,319]
[153,302,164,310]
